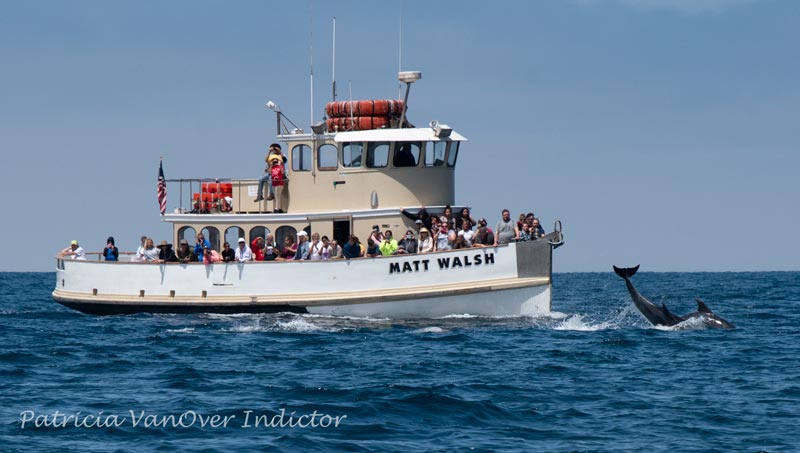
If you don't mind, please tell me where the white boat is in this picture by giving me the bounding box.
[52,71,564,317]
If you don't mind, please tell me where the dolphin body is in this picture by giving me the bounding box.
[613,265,734,329]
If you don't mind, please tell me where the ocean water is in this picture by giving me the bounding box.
[1,271,798,452]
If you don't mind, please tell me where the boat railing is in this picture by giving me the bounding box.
[166,177,288,214]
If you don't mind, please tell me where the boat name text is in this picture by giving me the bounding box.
[389,252,495,274]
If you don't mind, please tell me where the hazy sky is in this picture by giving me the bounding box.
[1,0,797,272]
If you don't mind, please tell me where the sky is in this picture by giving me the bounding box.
[0,0,797,272]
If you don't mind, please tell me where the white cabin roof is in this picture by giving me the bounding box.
[332,127,467,143]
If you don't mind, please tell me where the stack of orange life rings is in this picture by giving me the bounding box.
[324,100,405,132]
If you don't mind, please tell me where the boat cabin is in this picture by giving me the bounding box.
[163,122,468,253]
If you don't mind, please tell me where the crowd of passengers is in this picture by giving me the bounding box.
[58,207,547,263]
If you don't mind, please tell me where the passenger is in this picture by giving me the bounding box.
[477,218,492,234]
[532,218,545,238]
[294,231,310,260]
[494,209,520,245]
[455,207,476,231]
[157,240,178,263]
[194,233,211,262]
[418,228,434,253]
[368,225,384,248]
[103,236,119,262]
[329,239,343,259]
[442,205,455,227]
[134,235,147,261]
[402,207,433,231]
[342,235,361,259]
[203,246,221,264]
[308,232,324,261]
[251,237,265,261]
[366,238,380,257]
[60,240,87,260]
[235,237,253,262]
[519,223,532,242]
[397,230,418,254]
[435,222,451,251]
[393,142,417,167]
[458,219,475,246]
[269,157,286,213]
[518,213,526,231]
[221,242,236,262]
[254,143,287,202]
[453,235,469,250]
[379,230,399,256]
[431,216,440,234]
[263,234,280,261]
[473,226,495,247]
[175,239,197,263]
[281,235,297,260]
[320,236,332,260]
[140,237,159,262]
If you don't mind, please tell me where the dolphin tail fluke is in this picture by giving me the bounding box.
[613,265,640,279]
[695,298,712,313]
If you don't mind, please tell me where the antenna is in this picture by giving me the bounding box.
[332,16,337,102]
[397,5,403,99]
[309,11,314,126]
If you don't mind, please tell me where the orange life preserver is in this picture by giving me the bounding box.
[325,100,405,118]
[325,116,391,132]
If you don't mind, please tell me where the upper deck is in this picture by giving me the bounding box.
[170,122,467,217]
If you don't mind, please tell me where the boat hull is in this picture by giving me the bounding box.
[52,240,555,318]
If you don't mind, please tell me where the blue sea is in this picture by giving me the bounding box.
[1,272,798,452]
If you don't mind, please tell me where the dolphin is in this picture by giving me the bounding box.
[613,265,734,329]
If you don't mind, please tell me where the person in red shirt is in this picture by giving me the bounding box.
[251,237,265,261]
[269,157,286,213]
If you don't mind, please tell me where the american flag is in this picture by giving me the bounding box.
[157,160,167,215]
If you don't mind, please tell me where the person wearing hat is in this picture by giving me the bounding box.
[157,240,178,263]
[60,240,87,260]
[397,229,418,254]
[235,238,253,262]
[175,239,197,263]
[254,143,287,203]
[418,227,434,253]
[102,236,119,262]
[269,156,286,213]
[293,231,310,260]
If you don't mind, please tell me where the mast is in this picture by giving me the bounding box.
[332,16,337,102]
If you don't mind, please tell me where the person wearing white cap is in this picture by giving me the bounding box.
[235,237,253,262]
[293,231,310,260]
[60,240,86,260]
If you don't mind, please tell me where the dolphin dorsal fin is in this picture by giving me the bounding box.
[695,298,712,313]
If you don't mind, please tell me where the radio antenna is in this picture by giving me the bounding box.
[309,10,314,126]
[397,6,403,99]
[332,17,337,102]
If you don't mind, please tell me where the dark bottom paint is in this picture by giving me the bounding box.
[55,300,308,316]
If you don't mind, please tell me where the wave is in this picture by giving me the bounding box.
[553,314,616,331]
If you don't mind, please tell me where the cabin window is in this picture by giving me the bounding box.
[249,226,271,244]
[318,143,338,170]
[447,142,460,167]
[393,142,421,167]
[342,142,363,168]
[225,227,244,248]
[366,142,390,168]
[292,144,312,172]
[178,226,196,246]
[201,226,220,250]
[426,141,446,167]
[275,225,298,251]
